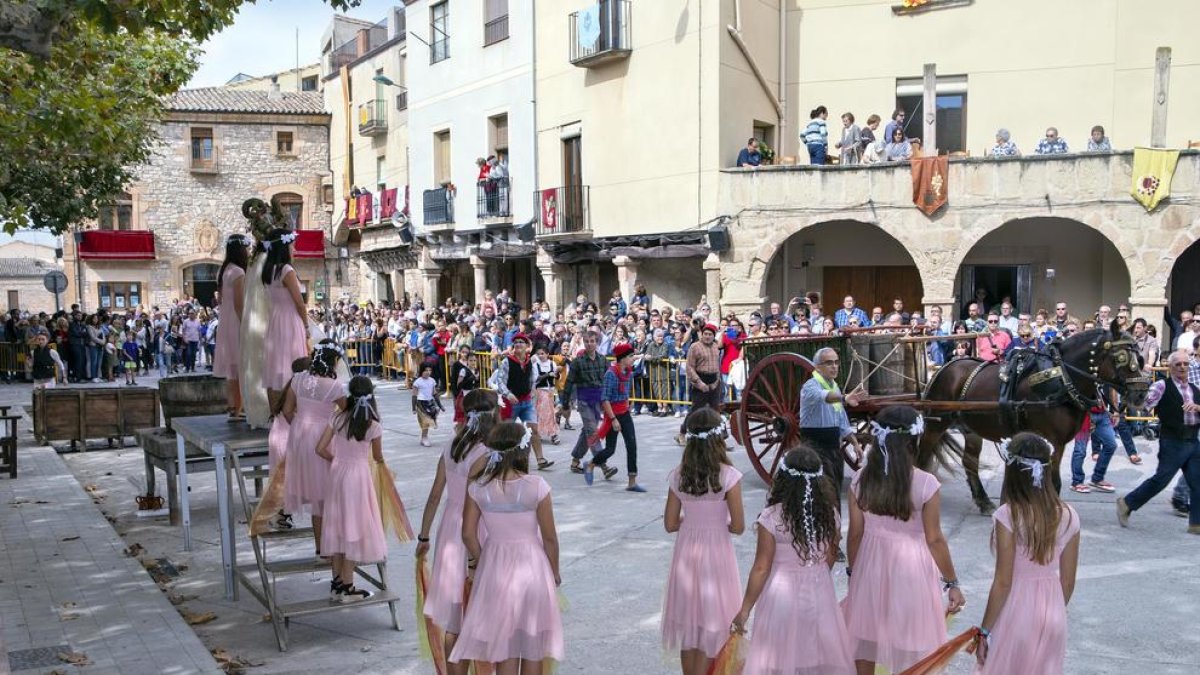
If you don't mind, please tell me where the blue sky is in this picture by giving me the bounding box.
[187,0,400,88]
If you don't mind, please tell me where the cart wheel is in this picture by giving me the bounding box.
[737,353,814,484]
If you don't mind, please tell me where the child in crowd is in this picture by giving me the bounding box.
[266,356,310,531]
[282,340,347,556]
[843,405,965,675]
[122,331,140,385]
[413,364,442,447]
[28,328,63,389]
[417,389,500,674]
[975,433,1080,674]
[733,447,855,674]
[532,346,560,445]
[450,421,563,671]
[104,333,119,382]
[315,375,387,603]
[661,408,744,674]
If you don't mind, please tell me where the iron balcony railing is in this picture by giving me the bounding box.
[569,0,631,67]
[484,14,509,46]
[423,187,455,226]
[533,185,589,237]
[358,99,388,135]
[477,176,512,220]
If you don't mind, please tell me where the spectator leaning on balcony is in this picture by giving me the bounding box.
[834,295,869,329]
[990,128,1020,157]
[1086,125,1112,152]
[802,106,829,165]
[884,126,913,162]
[1034,127,1070,154]
[736,137,762,167]
[835,112,862,165]
[859,114,881,159]
[488,155,508,213]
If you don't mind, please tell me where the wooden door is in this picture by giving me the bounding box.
[823,266,923,315]
[562,136,583,232]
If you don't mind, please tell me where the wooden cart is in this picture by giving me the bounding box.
[33,386,160,449]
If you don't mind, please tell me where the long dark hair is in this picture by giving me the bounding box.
[470,421,531,485]
[259,227,294,286]
[855,405,920,521]
[308,339,342,379]
[218,235,250,288]
[271,356,312,417]
[677,408,732,496]
[337,375,379,442]
[767,447,839,563]
[998,433,1067,565]
[451,389,499,463]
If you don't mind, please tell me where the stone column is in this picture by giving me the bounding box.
[612,255,640,303]
[417,249,441,308]
[703,253,723,317]
[470,255,488,307]
[1130,295,1169,352]
[536,250,561,313]
[922,295,957,323]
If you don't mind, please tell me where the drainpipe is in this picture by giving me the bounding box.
[727,0,783,130]
[779,1,787,155]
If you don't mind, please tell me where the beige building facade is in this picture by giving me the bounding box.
[224,64,323,94]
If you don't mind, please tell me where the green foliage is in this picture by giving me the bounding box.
[0,21,198,233]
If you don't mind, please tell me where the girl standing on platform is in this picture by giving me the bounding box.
[265,356,310,531]
[732,447,855,674]
[282,340,347,553]
[451,421,563,672]
[316,375,386,603]
[417,389,499,675]
[661,408,744,675]
[413,364,441,447]
[975,433,1080,674]
[213,234,250,420]
[260,228,309,408]
[532,346,560,445]
[843,405,965,675]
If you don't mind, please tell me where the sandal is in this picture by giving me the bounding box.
[537,458,555,471]
[337,585,373,604]
[602,465,619,481]
[1070,484,1092,494]
[1129,454,1142,465]
[570,461,584,474]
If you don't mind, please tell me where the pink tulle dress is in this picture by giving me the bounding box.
[263,263,308,391]
[842,468,945,671]
[320,420,386,563]
[744,504,855,674]
[450,475,563,664]
[974,504,1079,675]
[661,464,743,658]
[212,265,243,379]
[268,414,289,474]
[283,373,343,517]
[425,441,492,635]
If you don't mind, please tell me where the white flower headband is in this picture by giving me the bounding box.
[868,415,925,475]
[685,420,728,441]
[778,465,824,553]
[261,231,298,251]
[227,233,251,246]
[318,342,345,357]
[484,426,535,472]
[996,438,1050,489]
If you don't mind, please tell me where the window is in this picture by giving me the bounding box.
[301,75,318,91]
[488,113,509,160]
[434,130,452,185]
[272,192,304,229]
[484,0,509,45]
[753,122,775,150]
[97,282,141,310]
[190,127,214,164]
[98,192,133,231]
[276,131,294,155]
[430,1,450,63]
[376,156,386,187]
[7,290,18,311]
[182,264,220,307]
[895,75,968,154]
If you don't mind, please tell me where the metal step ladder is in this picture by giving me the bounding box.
[230,451,400,651]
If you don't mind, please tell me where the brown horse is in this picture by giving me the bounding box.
[919,320,1151,514]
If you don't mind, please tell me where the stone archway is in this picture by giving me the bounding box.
[1169,238,1200,321]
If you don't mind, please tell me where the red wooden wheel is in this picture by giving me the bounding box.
[736,353,815,484]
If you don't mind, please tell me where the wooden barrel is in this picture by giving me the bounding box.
[158,374,229,430]
[862,334,911,396]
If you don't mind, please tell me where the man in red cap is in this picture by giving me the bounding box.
[679,323,723,443]
[585,342,645,492]
[490,333,554,469]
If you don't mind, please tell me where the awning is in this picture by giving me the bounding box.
[293,229,327,259]
[77,230,156,260]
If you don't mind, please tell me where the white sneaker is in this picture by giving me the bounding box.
[421,439,431,447]
[674,411,683,418]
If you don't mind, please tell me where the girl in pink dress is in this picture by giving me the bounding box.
[213,234,250,419]
[975,433,1081,674]
[662,408,745,674]
[416,389,500,675]
[282,340,346,554]
[266,356,311,531]
[450,422,563,672]
[733,447,855,675]
[260,228,309,401]
[316,375,387,602]
[843,405,966,675]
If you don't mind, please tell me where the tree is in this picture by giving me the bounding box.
[1,0,361,59]
[0,21,198,233]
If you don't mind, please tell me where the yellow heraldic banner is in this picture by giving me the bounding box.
[1131,147,1180,212]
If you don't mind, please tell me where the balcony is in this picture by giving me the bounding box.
[358,100,388,136]
[569,0,631,67]
[77,230,156,261]
[533,186,590,238]
[292,229,327,259]
[189,146,219,174]
[484,14,509,46]
[477,177,512,223]
[423,187,455,228]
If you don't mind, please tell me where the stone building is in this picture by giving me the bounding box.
[63,85,345,311]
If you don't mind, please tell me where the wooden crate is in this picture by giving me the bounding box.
[33,386,161,445]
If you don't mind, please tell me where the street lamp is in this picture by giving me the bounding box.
[372,74,407,91]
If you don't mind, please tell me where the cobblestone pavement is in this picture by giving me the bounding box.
[3,378,1199,674]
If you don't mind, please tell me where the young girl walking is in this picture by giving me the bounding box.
[733,446,855,674]
[450,421,564,672]
[842,405,965,675]
[315,375,387,602]
[265,356,310,531]
[975,433,1080,674]
[661,408,745,675]
[413,364,441,447]
[282,340,347,554]
[417,389,500,675]
[532,347,560,445]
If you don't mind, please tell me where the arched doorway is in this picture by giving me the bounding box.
[1168,238,1200,342]
[957,217,1130,320]
[764,220,924,316]
[183,263,221,307]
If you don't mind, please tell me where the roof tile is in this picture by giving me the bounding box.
[167,88,327,115]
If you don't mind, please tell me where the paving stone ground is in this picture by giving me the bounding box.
[3,377,1199,674]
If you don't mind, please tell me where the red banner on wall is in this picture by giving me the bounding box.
[911,155,949,216]
[380,188,398,219]
[357,193,372,226]
[540,189,558,230]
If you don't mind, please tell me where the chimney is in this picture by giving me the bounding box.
[268,75,282,100]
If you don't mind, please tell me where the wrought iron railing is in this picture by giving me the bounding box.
[569,0,631,66]
[423,187,455,226]
[477,177,511,219]
[533,185,589,237]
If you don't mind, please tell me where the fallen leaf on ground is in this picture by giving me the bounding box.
[168,593,199,605]
[56,651,92,666]
[183,610,217,625]
[35,500,52,504]
[211,647,263,674]
[83,484,100,493]
[260,613,272,623]
[122,543,144,557]
[59,612,81,621]
[61,536,80,542]
[61,601,77,608]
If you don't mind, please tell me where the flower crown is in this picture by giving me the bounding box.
[261,231,298,251]
[996,437,1051,488]
[868,415,925,475]
[484,426,535,471]
[685,420,728,441]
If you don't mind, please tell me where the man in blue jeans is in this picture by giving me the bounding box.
[1070,403,1118,493]
[1118,351,1200,534]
